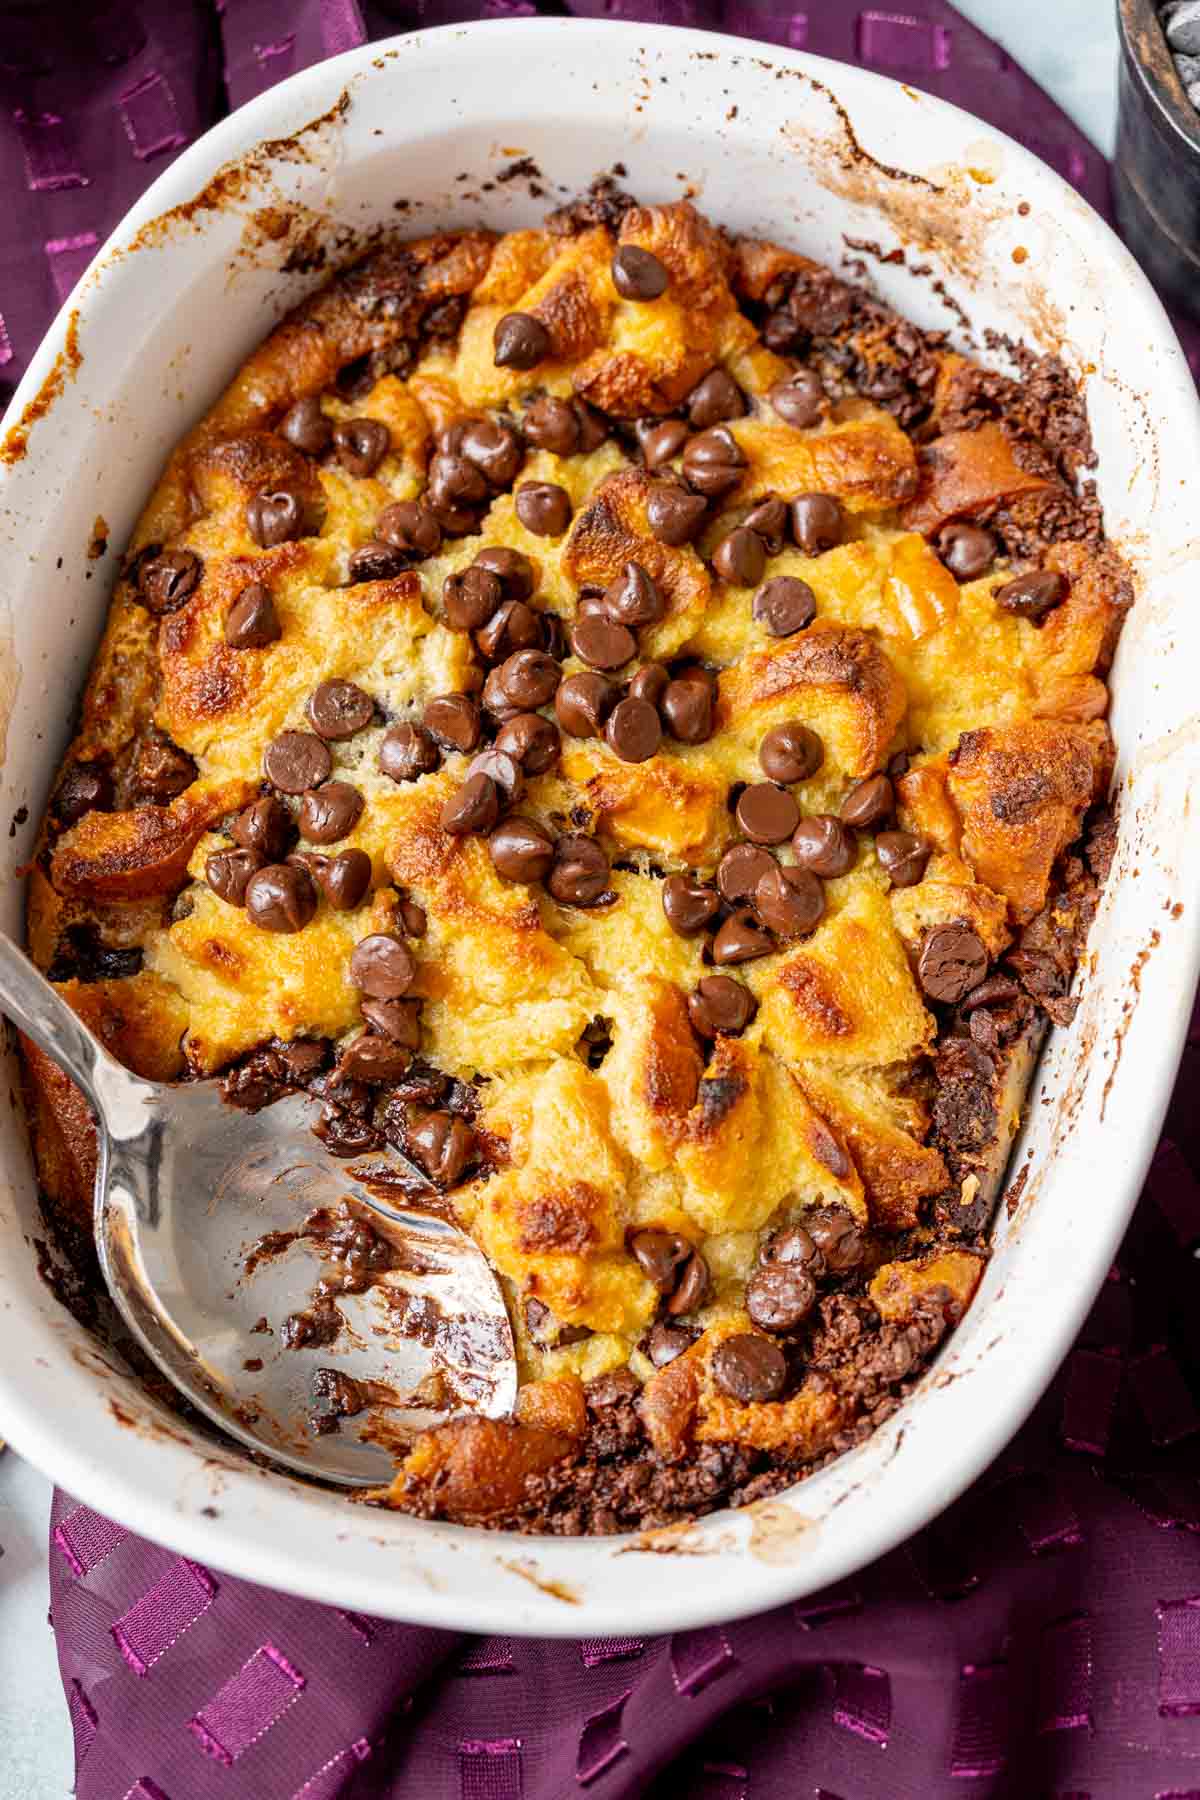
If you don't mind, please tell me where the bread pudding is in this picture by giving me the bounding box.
[21,184,1129,1534]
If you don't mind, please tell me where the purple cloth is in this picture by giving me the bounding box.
[11,2,1200,1793]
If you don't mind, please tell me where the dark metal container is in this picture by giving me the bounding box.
[1115,0,1200,322]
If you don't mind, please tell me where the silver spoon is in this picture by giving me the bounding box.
[0,932,516,1487]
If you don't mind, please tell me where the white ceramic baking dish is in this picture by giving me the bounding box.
[0,20,1197,1638]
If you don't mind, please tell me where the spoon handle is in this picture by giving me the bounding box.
[0,930,151,1119]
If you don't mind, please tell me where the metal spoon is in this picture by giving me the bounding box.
[0,932,516,1487]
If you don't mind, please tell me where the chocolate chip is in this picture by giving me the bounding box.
[522,395,581,456]
[555,671,617,737]
[498,648,561,710]
[746,1260,817,1332]
[493,312,551,370]
[466,747,524,806]
[423,693,481,754]
[379,722,440,783]
[806,1206,864,1272]
[639,419,690,469]
[427,450,489,518]
[139,548,203,614]
[687,368,745,429]
[918,922,989,1003]
[763,1223,823,1271]
[539,612,567,664]
[754,863,824,939]
[333,417,390,477]
[712,907,774,965]
[790,492,844,555]
[457,417,523,488]
[712,1333,786,1403]
[752,575,815,637]
[736,782,800,845]
[627,662,670,708]
[604,696,661,763]
[840,774,894,830]
[660,668,715,744]
[602,561,664,629]
[759,723,823,784]
[307,680,374,741]
[716,842,776,903]
[742,497,789,555]
[473,545,534,600]
[938,523,996,582]
[247,485,307,548]
[263,731,332,794]
[629,1229,692,1292]
[662,874,720,936]
[687,975,757,1037]
[361,996,422,1046]
[876,830,929,888]
[612,244,670,299]
[995,569,1066,620]
[646,481,707,545]
[791,814,855,878]
[299,781,363,844]
[762,310,806,353]
[347,541,410,583]
[244,863,318,933]
[682,426,746,498]
[496,712,560,774]
[647,1321,696,1366]
[350,933,416,997]
[129,733,196,804]
[206,846,264,905]
[408,1111,476,1186]
[960,974,1021,1014]
[376,500,442,562]
[278,395,331,454]
[712,526,766,588]
[319,848,372,910]
[231,795,292,859]
[515,480,572,537]
[769,370,825,428]
[337,1032,412,1084]
[667,1249,710,1316]
[475,599,541,664]
[547,834,609,906]
[441,566,500,634]
[56,762,113,824]
[488,816,554,883]
[440,773,499,837]
[570,613,635,671]
[397,896,426,938]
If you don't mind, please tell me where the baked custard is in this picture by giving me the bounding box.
[23,186,1129,1533]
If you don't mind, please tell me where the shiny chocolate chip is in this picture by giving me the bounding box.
[481,667,521,723]
[376,500,442,562]
[742,497,789,556]
[806,1205,865,1272]
[629,1229,691,1292]
[662,874,720,937]
[754,863,824,939]
[639,419,690,469]
[570,613,635,671]
[347,541,410,584]
[547,834,610,907]
[244,863,318,933]
[736,782,800,845]
[206,846,264,906]
[712,907,774,965]
[408,1111,476,1186]
[493,312,551,370]
[686,368,745,429]
[139,548,203,614]
[840,774,894,830]
[349,933,416,998]
[646,482,707,545]
[231,795,292,860]
[319,848,372,910]
[612,245,670,300]
[457,417,523,488]
[488,816,555,883]
[791,814,855,879]
[790,492,844,555]
[687,975,757,1038]
[876,830,929,888]
[440,773,499,837]
[443,565,501,633]
[423,693,481,754]
[515,480,572,537]
[299,781,363,845]
[522,395,580,455]
[995,568,1066,620]
[247,485,307,549]
[752,575,815,637]
[398,896,427,937]
[769,369,825,428]
[56,762,113,825]
[307,679,374,741]
[337,1032,412,1084]
[711,1333,787,1403]
[938,522,996,582]
[498,648,561,710]
[712,526,766,588]
[361,996,422,1047]
[263,731,331,794]
[333,417,390,477]
[555,671,617,738]
[746,1261,817,1332]
[427,449,489,514]
[475,599,541,663]
[604,696,661,763]
[129,733,196,805]
[278,395,331,455]
[716,842,776,904]
[627,662,670,708]
[918,921,989,1003]
[603,561,664,629]
[660,668,715,744]
[682,426,746,498]
[762,310,806,353]
[647,1321,696,1367]
[667,1250,710,1316]
[379,722,440,783]
[759,722,823,784]
[474,545,535,600]
[496,712,560,774]
[466,748,524,806]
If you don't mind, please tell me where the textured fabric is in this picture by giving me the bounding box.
[10,1,1200,1794]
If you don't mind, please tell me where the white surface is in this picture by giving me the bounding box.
[0,9,1126,1793]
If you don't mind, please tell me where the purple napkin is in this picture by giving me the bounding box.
[11,3,1200,1794]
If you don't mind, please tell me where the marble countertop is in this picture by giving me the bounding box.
[0,4,1120,1791]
